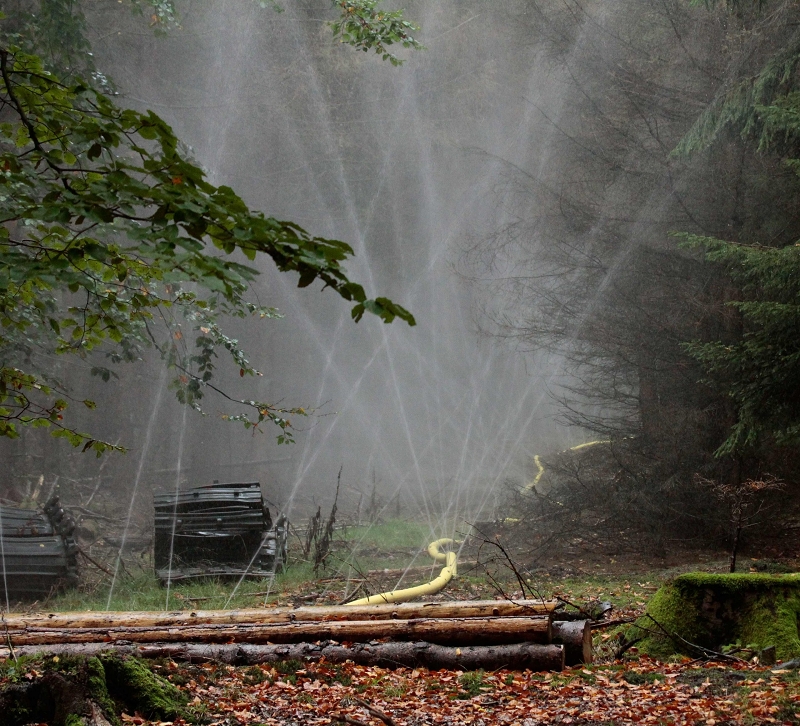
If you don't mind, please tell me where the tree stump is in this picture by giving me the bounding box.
[629,572,800,660]
[0,654,185,726]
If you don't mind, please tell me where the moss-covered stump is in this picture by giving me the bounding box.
[0,653,186,726]
[629,572,800,660]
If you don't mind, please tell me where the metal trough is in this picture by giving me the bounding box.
[0,496,79,600]
[153,481,287,584]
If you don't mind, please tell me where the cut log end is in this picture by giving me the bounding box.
[552,619,592,665]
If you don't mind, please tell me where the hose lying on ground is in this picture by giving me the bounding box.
[347,538,457,606]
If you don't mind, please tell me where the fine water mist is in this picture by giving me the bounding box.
[3,1,577,548]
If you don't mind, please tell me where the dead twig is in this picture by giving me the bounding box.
[174,593,213,603]
[332,714,372,726]
[471,524,544,601]
[72,506,119,524]
[591,617,636,629]
[554,594,594,619]
[1,611,17,664]
[642,614,747,663]
[314,466,342,572]
[614,635,643,659]
[76,548,115,577]
[355,699,398,726]
[337,580,366,606]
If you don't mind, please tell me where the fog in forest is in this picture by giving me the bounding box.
[5,0,800,573]
[2,1,581,534]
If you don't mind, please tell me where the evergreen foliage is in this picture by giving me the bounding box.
[680,231,800,455]
[678,52,800,456]
[673,36,800,157]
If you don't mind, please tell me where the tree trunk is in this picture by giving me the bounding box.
[2,641,566,671]
[2,599,557,630]
[0,615,552,647]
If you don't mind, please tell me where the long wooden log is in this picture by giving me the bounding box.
[552,620,592,665]
[0,641,565,671]
[2,600,557,630]
[0,615,551,647]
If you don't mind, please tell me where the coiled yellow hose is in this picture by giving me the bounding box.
[347,538,457,606]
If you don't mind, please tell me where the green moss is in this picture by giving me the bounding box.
[85,657,121,726]
[101,655,185,720]
[64,715,85,726]
[629,572,800,660]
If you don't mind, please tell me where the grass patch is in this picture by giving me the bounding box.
[274,660,303,677]
[242,666,269,686]
[622,670,662,685]
[44,572,290,612]
[40,519,454,612]
[39,565,658,614]
[343,519,436,551]
[457,670,486,698]
[33,520,670,616]
[677,668,747,695]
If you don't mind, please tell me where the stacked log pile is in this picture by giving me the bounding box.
[0,600,591,671]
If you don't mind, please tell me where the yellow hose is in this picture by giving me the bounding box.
[347,538,457,606]
[524,440,611,492]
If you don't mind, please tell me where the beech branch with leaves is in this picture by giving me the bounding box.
[0,44,414,453]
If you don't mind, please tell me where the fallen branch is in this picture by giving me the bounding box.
[356,698,397,726]
[173,594,213,603]
[76,548,114,577]
[642,614,747,664]
[590,617,636,629]
[332,714,372,726]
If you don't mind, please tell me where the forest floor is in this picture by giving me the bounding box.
[146,656,800,726]
[6,519,800,724]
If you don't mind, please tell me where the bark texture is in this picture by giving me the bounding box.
[2,599,557,630]
[0,615,551,647]
[1,641,566,671]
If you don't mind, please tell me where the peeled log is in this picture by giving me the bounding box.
[552,620,592,665]
[0,641,565,671]
[2,600,557,631]
[1,615,551,647]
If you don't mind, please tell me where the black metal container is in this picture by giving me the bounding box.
[153,481,287,584]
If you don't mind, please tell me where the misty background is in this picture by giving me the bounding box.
[1,1,578,535]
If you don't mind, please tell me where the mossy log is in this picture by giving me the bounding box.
[0,641,565,671]
[0,615,551,647]
[629,572,800,660]
[2,599,557,630]
[0,654,184,726]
